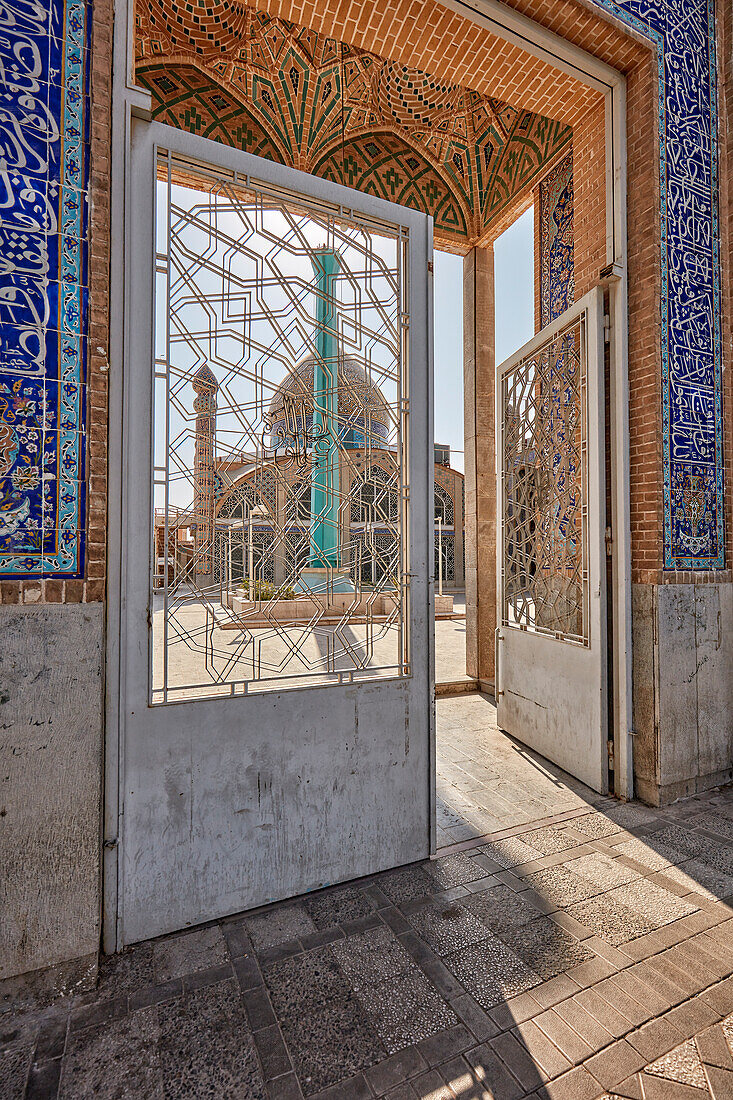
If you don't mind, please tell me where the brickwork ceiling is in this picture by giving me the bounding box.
[135,5,574,248]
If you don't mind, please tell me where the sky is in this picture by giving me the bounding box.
[433,205,534,472]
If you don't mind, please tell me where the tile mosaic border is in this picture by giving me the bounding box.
[0,0,90,578]
[588,0,724,568]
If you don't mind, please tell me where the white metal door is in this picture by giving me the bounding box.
[496,289,607,793]
[114,119,433,947]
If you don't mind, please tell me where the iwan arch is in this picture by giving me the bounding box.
[0,0,730,984]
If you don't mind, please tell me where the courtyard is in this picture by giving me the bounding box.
[3,696,733,1098]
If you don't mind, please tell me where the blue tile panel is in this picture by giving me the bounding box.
[0,0,724,574]
[539,151,575,328]
[587,0,723,569]
[0,0,90,577]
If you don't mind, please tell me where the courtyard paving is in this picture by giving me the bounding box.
[3,712,733,1099]
[435,694,607,848]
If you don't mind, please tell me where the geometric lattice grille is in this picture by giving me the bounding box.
[151,150,409,702]
[501,314,588,644]
[434,531,455,583]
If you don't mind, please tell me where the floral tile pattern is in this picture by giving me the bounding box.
[0,0,90,577]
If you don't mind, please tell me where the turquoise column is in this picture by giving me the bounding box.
[309,249,341,569]
[295,248,355,594]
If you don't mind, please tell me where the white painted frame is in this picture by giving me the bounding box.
[109,119,434,948]
[496,288,608,792]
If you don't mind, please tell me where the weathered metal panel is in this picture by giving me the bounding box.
[116,121,433,946]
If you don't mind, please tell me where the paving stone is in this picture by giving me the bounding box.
[280,996,385,1096]
[688,812,733,841]
[24,1057,63,1100]
[649,826,726,865]
[410,1069,453,1099]
[511,1018,573,1079]
[477,836,541,868]
[565,893,659,946]
[376,867,437,904]
[96,940,155,999]
[569,853,641,891]
[524,865,604,908]
[461,1042,527,1097]
[426,853,485,889]
[533,1065,602,1099]
[490,1031,546,1092]
[246,905,316,951]
[0,1046,32,1100]
[357,967,458,1054]
[584,1040,646,1089]
[700,1019,733,1068]
[627,1017,686,1062]
[58,1006,164,1099]
[520,825,585,855]
[608,881,698,928]
[332,926,413,990]
[250,1023,291,1082]
[263,947,352,1018]
[459,883,543,933]
[365,1046,427,1095]
[499,917,594,980]
[444,938,541,1010]
[645,1038,708,1089]
[303,886,375,929]
[612,838,680,872]
[533,1008,593,1063]
[160,979,266,1098]
[660,860,733,901]
[406,901,493,956]
[152,924,229,983]
[603,803,659,830]
[569,814,624,840]
[553,997,615,1049]
[416,1024,473,1067]
[705,1065,733,1098]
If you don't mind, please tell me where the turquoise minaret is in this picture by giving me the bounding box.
[296,248,355,594]
[308,249,341,569]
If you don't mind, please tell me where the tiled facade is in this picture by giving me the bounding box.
[0,0,725,585]
[538,151,575,326]
[0,0,91,580]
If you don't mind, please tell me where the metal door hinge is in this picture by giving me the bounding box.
[104,836,119,849]
[427,260,434,273]
[605,526,613,556]
[603,314,611,344]
[607,739,615,766]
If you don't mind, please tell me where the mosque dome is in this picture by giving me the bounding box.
[268,356,391,448]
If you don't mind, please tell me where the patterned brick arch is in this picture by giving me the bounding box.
[137,63,290,164]
[311,131,472,246]
[134,7,570,248]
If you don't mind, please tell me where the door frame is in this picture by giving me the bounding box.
[107,0,633,949]
[439,0,632,801]
[106,114,434,951]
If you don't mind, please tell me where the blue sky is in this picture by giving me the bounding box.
[433,205,534,472]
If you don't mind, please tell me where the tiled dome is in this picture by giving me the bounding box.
[268,356,391,447]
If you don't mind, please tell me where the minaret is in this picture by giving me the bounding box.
[192,364,218,586]
[296,248,354,595]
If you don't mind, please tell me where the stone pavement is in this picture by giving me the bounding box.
[3,784,733,1099]
[436,694,607,847]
